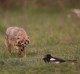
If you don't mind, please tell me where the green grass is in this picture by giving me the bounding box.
[0,8,80,74]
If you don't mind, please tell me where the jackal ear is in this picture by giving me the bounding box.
[27,36,30,41]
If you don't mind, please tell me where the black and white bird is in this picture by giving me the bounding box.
[43,54,77,64]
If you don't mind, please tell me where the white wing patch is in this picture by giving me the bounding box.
[50,58,56,61]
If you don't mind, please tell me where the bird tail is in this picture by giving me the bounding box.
[66,60,77,63]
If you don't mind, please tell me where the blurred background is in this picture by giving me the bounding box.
[0,0,80,74]
[0,0,80,10]
[0,0,80,46]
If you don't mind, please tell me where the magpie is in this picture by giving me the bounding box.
[43,54,77,64]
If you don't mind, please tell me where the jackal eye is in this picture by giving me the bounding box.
[18,41,21,44]
[26,40,28,42]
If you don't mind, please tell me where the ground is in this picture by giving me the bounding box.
[0,8,80,74]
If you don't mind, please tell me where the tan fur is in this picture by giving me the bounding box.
[5,27,30,57]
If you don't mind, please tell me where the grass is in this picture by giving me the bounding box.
[0,8,80,74]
